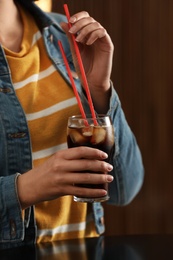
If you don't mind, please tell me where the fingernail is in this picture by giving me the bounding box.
[101,153,108,159]
[106,175,114,182]
[103,190,107,195]
[69,16,77,23]
[107,164,113,171]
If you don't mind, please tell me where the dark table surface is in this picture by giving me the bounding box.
[1,234,173,259]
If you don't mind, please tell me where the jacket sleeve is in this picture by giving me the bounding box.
[0,173,25,242]
[107,84,144,205]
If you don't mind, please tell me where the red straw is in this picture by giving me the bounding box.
[63,4,98,126]
[58,40,88,125]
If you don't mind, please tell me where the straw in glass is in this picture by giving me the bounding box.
[58,40,89,126]
[63,4,98,126]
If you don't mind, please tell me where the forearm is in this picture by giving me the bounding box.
[90,84,112,114]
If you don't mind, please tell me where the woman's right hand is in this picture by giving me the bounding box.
[17,147,114,209]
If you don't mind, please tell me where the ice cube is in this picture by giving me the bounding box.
[82,126,93,137]
[69,129,86,144]
[91,127,106,144]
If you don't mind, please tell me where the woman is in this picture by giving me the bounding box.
[0,0,144,249]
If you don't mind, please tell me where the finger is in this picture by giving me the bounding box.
[57,172,113,186]
[61,159,113,173]
[57,147,108,160]
[76,27,107,45]
[72,186,108,198]
[59,184,108,198]
[69,17,97,34]
[69,11,90,23]
[73,172,114,184]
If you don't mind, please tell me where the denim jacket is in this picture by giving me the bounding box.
[0,1,144,249]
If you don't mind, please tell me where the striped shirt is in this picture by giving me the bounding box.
[4,5,98,243]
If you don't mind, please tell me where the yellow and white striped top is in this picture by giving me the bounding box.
[4,6,98,243]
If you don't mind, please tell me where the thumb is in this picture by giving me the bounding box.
[60,22,82,78]
[60,22,69,34]
[60,22,74,44]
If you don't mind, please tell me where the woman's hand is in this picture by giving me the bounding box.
[61,11,114,113]
[17,147,113,209]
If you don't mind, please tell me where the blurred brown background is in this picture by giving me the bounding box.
[39,0,173,236]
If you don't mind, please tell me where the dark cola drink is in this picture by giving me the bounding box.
[67,115,115,203]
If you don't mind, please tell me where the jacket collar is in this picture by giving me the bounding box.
[16,0,54,30]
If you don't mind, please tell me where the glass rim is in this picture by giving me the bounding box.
[68,114,110,120]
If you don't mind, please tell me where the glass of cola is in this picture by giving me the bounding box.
[67,115,115,203]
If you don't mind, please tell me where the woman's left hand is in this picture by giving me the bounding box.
[61,11,114,93]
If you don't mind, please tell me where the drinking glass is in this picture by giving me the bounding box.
[67,115,115,203]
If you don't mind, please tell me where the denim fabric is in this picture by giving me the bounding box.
[0,1,144,249]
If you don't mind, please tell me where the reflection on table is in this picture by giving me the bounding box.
[1,234,173,260]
